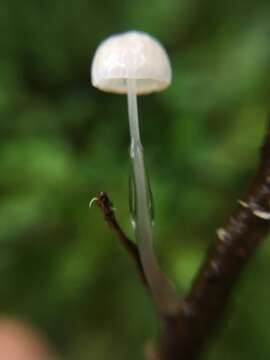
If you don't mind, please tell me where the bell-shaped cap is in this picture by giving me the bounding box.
[91,31,172,95]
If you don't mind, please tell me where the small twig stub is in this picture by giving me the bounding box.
[92,192,148,287]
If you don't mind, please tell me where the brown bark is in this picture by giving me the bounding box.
[156,120,270,360]
[94,119,270,360]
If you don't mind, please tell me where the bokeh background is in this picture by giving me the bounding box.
[1,0,270,359]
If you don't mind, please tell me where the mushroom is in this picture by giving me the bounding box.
[91,30,178,313]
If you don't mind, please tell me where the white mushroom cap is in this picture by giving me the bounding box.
[91,31,172,95]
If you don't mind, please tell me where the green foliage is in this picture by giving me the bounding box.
[0,0,270,358]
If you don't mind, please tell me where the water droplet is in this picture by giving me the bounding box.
[129,160,154,228]
[129,165,136,228]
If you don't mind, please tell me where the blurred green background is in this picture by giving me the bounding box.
[0,0,270,359]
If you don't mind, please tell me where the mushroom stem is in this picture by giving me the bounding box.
[127,79,141,144]
[127,79,179,313]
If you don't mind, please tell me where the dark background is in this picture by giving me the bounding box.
[0,0,270,359]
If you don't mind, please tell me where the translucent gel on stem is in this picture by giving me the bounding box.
[127,79,178,313]
[129,159,154,229]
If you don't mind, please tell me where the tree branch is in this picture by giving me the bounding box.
[94,120,270,360]
[157,119,270,359]
[93,192,148,287]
